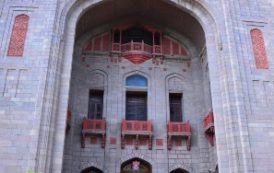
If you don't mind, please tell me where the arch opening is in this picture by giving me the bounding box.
[170,168,189,173]
[126,74,148,87]
[121,158,152,173]
[81,166,103,173]
[75,0,206,52]
[57,0,220,172]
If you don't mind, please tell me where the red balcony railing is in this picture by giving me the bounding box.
[81,118,106,148]
[167,121,191,150]
[203,111,214,130]
[112,41,162,64]
[114,41,153,55]
[203,111,215,146]
[121,120,153,149]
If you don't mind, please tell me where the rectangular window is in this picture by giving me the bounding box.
[88,90,104,119]
[169,93,182,122]
[126,91,147,120]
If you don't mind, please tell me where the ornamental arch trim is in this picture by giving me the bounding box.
[169,163,192,173]
[123,70,151,86]
[120,155,154,167]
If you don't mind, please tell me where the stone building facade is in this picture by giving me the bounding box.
[0,0,274,173]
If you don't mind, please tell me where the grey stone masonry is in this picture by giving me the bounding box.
[0,0,274,173]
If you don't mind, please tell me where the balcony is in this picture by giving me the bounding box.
[167,121,191,150]
[203,111,215,146]
[121,119,153,149]
[81,118,106,148]
[112,41,161,64]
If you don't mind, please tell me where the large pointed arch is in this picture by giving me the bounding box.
[33,1,238,173]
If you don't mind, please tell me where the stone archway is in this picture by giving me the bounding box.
[33,1,236,173]
[121,158,152,173]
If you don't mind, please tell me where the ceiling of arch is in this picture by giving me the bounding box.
[76,0,205,51]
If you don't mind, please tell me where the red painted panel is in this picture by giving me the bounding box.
[110,137,117,145]
[167,122,191,133]
[85,41,93,51]
[121,120,153,133]
[162,37,171,55]
[7,14,29,56]
[125,137,134,145]
[156,138,163,146]
[251,29,269,69]
[203,111,214,129]
[102,34,110,51]
[139,136,147,145]
[175,138,182,146]
[154,45,161,54]
[90,136,97,144]
[172,42,179,55]
[93,37,102,51]
[180,47,187,56]
[82,118,106,132]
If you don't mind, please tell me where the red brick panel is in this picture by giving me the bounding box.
[110,137,117,145]
[172,42,179,55]
[180,47,187,56]
[93,37,102,51]
[156,138,163,146]
[162,37,171,55]
[250,29,269,69]
[7,14,29,56]
[102,34,110,51]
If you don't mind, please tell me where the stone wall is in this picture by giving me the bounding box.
[0,0,274,173]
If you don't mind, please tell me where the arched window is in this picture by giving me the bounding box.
[125,74,148,120]
[7,14,29,56]
[250,28,269,69]
[126,74,148,87]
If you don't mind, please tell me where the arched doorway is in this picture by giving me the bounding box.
[170,168,189,173]
[81,166,103,173]
[121,158,151,173]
